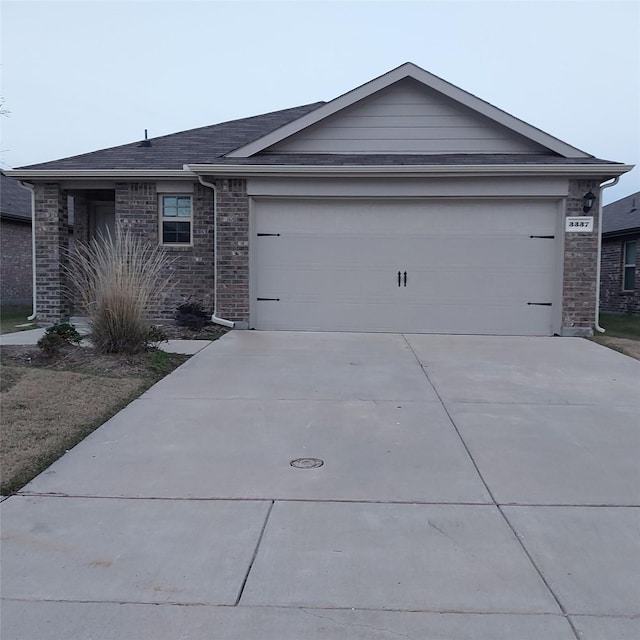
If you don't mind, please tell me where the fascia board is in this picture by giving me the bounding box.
[227,61,591,159]
[4,169,194,180]
[186,163,634,178]
[602,227,640,239]
[0,212,31,224]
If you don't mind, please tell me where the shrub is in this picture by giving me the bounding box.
[146,325,169,348]
[65,229,174,354]
[37,322,82,356]
[175,299,209,330]
[46,322,83,344]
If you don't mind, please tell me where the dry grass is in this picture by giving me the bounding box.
[66,228,174,353]
[0,345,188,496]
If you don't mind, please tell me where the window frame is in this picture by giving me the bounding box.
[622,239,636,292]
[159,194,193,246]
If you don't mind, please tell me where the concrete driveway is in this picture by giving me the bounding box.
[2,332,639,639]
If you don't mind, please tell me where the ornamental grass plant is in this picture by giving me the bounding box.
[65,228,174,354]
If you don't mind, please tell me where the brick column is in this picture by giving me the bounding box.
[561,179,601,336]
[34,183,70,322]
[214,178,250,324]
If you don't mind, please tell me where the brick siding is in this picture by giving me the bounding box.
[113,182,216,320]
[600,235,639,315]
[212,178,250,322]
[0,218,32,305]
[33,183,71,322]
[561,179,601,336]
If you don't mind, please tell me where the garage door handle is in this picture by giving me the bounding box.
[397,271,401,287]
[403,271,407,287]
[527,302,552,306]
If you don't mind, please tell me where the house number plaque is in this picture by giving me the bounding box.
[565,216,594,232]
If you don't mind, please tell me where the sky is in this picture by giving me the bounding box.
[1,0,639,203]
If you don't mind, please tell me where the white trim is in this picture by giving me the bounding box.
[227,62,591,159]
[4,169,193,179]
[6,162,633,182]
[159,194,193,247]
[186,163,634,178]
[622,239,637,292]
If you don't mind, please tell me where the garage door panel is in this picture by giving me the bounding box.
[258,266,395,297]
[259,236,553,271]
[257,299,551,334]
[253,198,558,335]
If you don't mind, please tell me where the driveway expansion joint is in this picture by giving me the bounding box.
[236,500,274,606]
[498,505,582,640]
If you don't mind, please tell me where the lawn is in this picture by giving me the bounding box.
[598,313,640,339]
[0,344,189,496]
[0,304,37,334]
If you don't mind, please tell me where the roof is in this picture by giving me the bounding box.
[15,103,325,171]
[7,62,632,179]
[602,191,640,237]
[0,172,32,222]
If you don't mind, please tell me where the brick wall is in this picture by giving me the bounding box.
[561,179,600,336]
[600,235,639,315]
[0,218,32,305]
[115,182,216,320]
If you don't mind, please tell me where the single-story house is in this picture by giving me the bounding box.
[1,172,33,305]
[7,62,634,336]
[600,191,639,315]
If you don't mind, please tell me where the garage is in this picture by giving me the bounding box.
[252,198,561,335]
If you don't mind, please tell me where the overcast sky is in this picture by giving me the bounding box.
[1,0,638,203]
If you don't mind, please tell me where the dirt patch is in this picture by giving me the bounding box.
[0,344,189,495]
[590,336,640,361]
[159,322,230,342]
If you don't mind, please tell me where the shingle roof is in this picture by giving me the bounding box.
[17,103,326,171]
[12,99,623,174]
[602,191,640,236]
[1,172,32,221]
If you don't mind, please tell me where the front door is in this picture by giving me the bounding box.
[90,202,115,241]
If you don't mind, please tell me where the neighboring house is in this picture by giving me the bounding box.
[0,172,33,305]
[6,62,634,335]
[600,191,639,315]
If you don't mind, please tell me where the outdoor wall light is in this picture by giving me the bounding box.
[582,191,596,213]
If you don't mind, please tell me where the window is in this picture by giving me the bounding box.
[623,240,636,291]
[160,195,192,245]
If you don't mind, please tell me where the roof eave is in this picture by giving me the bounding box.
[186,163,634,179]
[3,169,195,181]
[5,163,633,181]
[0,212,32,223]
[602,227,640,239]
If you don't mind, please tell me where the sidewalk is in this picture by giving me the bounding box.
[0,326,211,355]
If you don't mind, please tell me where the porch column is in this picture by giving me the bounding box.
[34,183,70,322]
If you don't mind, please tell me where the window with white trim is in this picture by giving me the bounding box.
[623,240,636,291]
[160,195,192,245]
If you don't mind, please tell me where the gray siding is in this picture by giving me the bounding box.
[269,79,549,155]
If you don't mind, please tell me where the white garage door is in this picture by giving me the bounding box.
[253,198,559,335]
